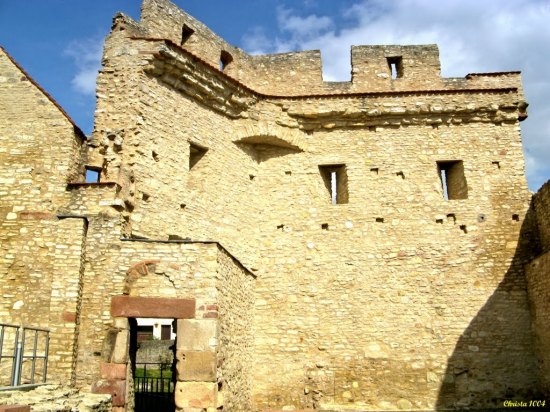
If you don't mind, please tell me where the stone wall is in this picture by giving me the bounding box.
[525,180,550,396]
[0,385,111,412]
[78,1,540,410]
[135,340,173,364]
[0,47,87,384]
[0,0,544,410]
[215,248,255,411]
[69,229,255,410]
[137,0,528,97]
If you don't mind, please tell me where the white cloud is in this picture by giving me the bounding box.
[241,0,550,190]
[64,37,103,96]
[277,6,333,41]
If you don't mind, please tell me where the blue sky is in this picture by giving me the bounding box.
[1,0,549,191]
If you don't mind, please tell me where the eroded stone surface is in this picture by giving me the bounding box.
[0,385,111,411]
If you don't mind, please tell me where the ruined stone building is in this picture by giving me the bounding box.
[1,0,549,411]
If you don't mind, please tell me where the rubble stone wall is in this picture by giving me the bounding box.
[0,48,87,384]
[526,181,550,396]
[215,248,255,411]
[0,385,111,412]
[0,0,545,411]
[138,0,528,97]
[78,2,540,409]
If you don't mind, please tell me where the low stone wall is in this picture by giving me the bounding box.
[0,384,111,411]
[136,339,174,365]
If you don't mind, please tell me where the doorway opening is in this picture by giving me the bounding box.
[130,318,176,412]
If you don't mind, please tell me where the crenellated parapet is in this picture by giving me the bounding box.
[134,0,526,98]
[350,44,441,90]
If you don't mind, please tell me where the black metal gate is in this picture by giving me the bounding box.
[134,362,174,412]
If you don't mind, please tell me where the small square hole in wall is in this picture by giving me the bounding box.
[492,161,500,169]
[370,168,379,175]
[189,142,208,170]
[437,160,468,200]
[396,171,405,179]
[460,225,468,233]
[85,167,101,183]
[285,171,292,176]
[319,164,348,205]
[249,174,255,181]
[447,213,456,224]
[321,223,329,230]
[512,214,520,222]
[181,24,194,45]
[375,217,384,223]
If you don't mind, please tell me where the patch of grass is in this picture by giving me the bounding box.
[135,367,173,380]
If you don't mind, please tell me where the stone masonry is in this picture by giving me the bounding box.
[0,0,549,410]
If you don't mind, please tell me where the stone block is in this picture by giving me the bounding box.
[111,330,129,364]
[174,381,216,409]
[62,311,76,322]
[177,319,217,352]
[100,362,127,380]
[91,379,126,407]
[113,317,129,330]
[111,296,195,318]
[176,351,216,381]
[0,406,30,412]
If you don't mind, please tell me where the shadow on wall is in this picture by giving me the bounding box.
[435,204,543,410]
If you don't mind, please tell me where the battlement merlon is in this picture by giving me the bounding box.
[118,0,527,100]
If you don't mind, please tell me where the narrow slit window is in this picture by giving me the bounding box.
[189,142,208,170]
[85,167,100,183]
[181,24,194,45]
[387,56,403,79]
[220,50,233,71]
[437,160,468,200]
[319,164,348,205]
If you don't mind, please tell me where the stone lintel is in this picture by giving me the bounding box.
[110,296,195,318]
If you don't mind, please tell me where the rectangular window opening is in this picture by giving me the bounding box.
[189,142,208,170]
[85,167,100,183]
[387,56,403,79]
[319,164,348,205]
[437,160,468,200]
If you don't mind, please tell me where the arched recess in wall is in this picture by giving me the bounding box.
[232,122,307,163]
[123,259,182,296]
